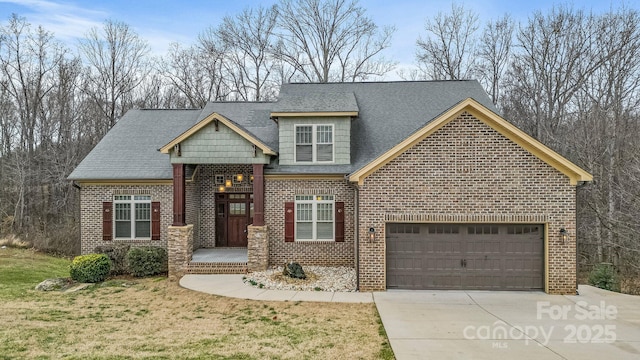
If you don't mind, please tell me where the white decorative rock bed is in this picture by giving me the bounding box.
[243,266,357,292]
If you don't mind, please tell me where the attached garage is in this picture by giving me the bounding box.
[386,223,544,290]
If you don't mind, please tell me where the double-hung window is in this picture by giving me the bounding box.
[295,125,333,163]
[295,195,334,241]
[114,195,152,239]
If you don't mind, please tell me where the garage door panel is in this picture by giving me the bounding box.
[386,223,544,290]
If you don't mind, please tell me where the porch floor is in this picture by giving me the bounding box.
[191,248,248,263]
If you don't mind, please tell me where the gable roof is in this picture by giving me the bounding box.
[160,111,277,155]
[348,98,593,185]
[69,102,277,181]
[267,80,499,175]
[69,80,591,185]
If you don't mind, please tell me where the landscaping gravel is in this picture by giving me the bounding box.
[244,266,357,292]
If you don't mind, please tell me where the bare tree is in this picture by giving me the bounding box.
[160,41,230,108]
[0,15,65,231]
[476,15,514,105]
[276,0,395,82]
[571,8,640,276]
[504,6,605,146]
[416,3,479,80]
[215,5,280,101]
[78,20,150,136]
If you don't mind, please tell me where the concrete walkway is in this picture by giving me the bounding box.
[180,274,374,303]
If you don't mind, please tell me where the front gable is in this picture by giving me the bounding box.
[348,98,592,185]
[160,113,276,164]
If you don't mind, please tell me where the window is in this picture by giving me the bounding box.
[295,125,333,163]
[114,195,152,239]
[295,195,334,240]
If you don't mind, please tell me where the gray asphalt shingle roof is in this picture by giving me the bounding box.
[69,81,496,181]
[268,80,497,174]
[271,92,359,113]
[68,109,201,180]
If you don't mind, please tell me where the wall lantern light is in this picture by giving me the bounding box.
[368,227,375,242]
[236,174,244,183]
[560,228,568,244]
[225,179,232,188]
[173,143,181,157]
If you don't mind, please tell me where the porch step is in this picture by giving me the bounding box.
[186,262,248,274]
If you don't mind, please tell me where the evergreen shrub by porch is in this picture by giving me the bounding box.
[127,247,167,277]
[69,254,111,283]
[94,244,130,275]
[588,263,620,292]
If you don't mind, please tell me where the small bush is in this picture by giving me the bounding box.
[588,263,620,292]
[127,247,167,277]
[95,244,130,275]
[69,254,111,283]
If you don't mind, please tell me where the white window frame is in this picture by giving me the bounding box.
[113,195,152,240]
[294,124,334,163]
[294,195,335,241]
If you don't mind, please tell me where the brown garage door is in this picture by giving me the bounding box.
[386,223,544,290]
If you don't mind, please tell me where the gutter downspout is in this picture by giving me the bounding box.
[575,180,589,295]
[352,182,360,291]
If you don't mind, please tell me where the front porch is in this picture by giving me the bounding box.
[162,112,275,279]
[187,248,249,274]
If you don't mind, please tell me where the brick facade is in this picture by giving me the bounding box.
[357,112,577,294]
[79,113,578,294]
[79,184,173,254]
[264,178,355,267]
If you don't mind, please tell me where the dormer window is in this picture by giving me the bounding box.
[295,124,333,163]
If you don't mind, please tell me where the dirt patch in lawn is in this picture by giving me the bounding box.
[0,276,392,359]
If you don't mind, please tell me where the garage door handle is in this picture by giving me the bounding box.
[461,259,467,268]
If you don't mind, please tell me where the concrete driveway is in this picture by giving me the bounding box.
[374,285,640,359]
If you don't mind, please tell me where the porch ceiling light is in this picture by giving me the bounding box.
[218,185,225,192]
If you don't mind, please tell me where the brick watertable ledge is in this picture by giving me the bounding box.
[186,262,248,274]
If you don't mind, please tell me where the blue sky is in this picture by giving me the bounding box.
[0,0,635,75]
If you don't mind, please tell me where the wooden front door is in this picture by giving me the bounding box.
[215,193,253,247]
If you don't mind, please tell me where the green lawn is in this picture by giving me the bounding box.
[0,247,394,359]
[0,247,70,300]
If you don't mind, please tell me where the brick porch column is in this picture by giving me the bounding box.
[172,163,185,226]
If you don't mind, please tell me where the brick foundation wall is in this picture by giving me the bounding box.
[357,111,577,294]
[79,184,173,254]
[264,178,355,267]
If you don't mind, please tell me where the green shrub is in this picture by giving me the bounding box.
[127,247,167,277]
[95,244,130,275]
[588,263,620,292]
[69,254,111,283]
